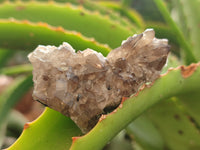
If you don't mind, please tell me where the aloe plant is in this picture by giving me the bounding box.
[0,0,200,150]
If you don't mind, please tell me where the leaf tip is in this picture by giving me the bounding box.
[72,136,80,143]
[24,122,30,130]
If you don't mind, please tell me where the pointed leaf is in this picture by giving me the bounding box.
[0,1,133,48]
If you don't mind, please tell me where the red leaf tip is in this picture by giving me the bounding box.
[24,123,30,130]
[72,136,80,143]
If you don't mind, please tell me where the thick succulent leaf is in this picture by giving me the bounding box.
[8,108,82,150]
[130,0,164,22]
[169,0,189,38]
[178,93,200,127]
[103,130,133,150]
[127,92,200,150]
[8,61,200,150]
[0,0,135,29]
[99,1,145,29]
[6,44,200,149]
[0,49,13,69]
[75,0,136,30]
[126,115,165,150]
[128,56,199,150]
[0,75,33,148]
[153,0,197,64]
[0,1,133,48]
[0,75,33,129]
[175,0,200,61]
[69,62,200,150]
[147,98,200,150]
[0,20,111,56]
[0,64,33,75]
[51,0,137,30]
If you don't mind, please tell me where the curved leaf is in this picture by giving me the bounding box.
[99,1,145,29]
[0,20,111,56]
[176,0,200,61]
[0,75,33,129]
[153,0,197,64]
[9,62,200,150]
[178,93,200,127]
[0,64,33,75]
[70,62,200,150]
[0,1,133,48]
[0,49,13,69]
[0,75,33,148]
[126,115,165,150]
[8,108,82,150]
[147,97,200,150]
[0,0,135,29]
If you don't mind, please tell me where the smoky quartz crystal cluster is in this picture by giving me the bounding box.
[28,29,170,133]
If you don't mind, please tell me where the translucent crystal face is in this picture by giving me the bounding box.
[28,29,170,133]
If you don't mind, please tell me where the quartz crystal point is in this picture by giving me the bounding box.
[28,29,170,133]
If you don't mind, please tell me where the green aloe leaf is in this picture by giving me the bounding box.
[147,97,200,150]
[70,62,200,150]
[99,1,145,29]
[0,75,33,148]
[0,64,33,75]
[126,89,200,150]
[126,115,165,150]
[0,1,133,48]
[0,20,111,56]
[76,0,136,29]
[9,58,200,150]
[8,108,82,150]
[0,75,33,129]
[9,62,200,149]
[178,93,200,127]
[130,0,165,22]
[1,0,135,29]
[0,49,13,69]
[104,130,133,150]
[153,0,197,64]
[175,0,200,61]
[169,0,188,38]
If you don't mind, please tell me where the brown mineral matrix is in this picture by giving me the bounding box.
[28,29,170,133]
